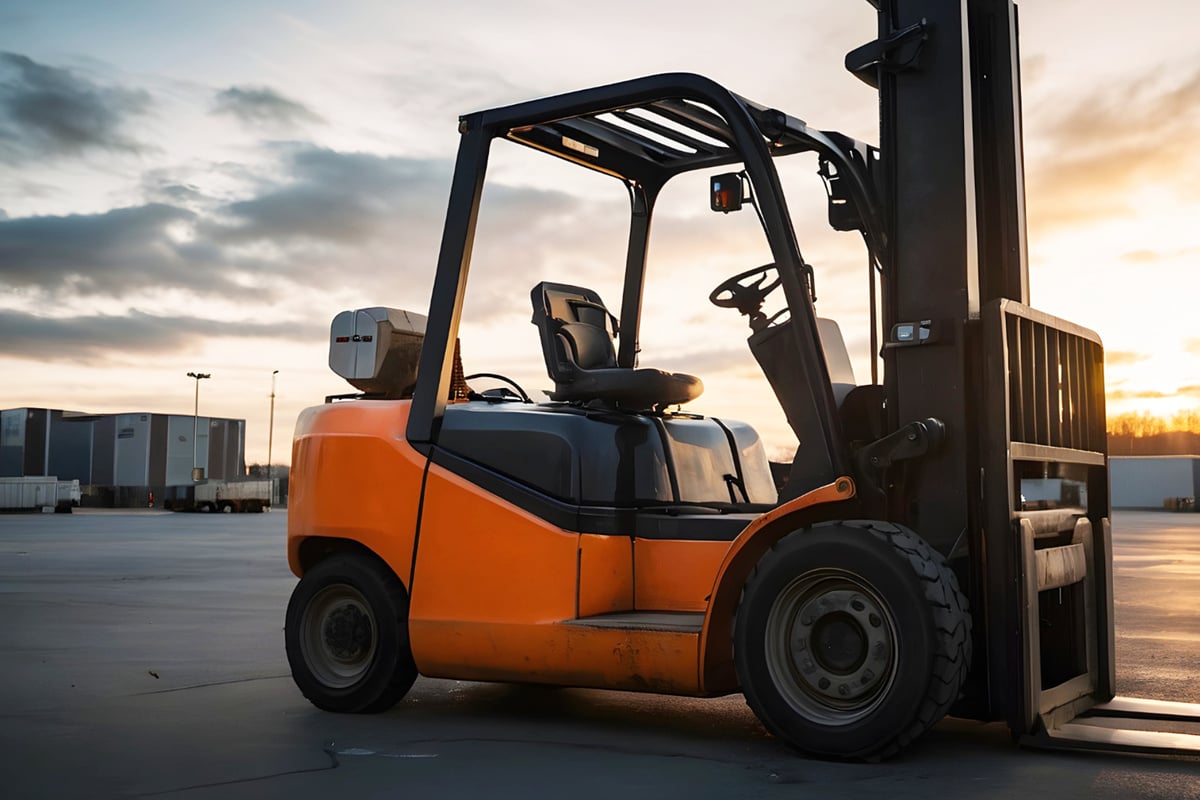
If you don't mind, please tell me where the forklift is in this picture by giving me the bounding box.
[284,0,1200,759]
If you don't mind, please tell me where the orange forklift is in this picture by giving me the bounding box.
[285,0,1200,759]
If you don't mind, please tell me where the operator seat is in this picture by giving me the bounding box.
[531,282,702,410]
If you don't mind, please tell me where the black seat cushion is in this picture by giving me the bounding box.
[531,281,702,410]
[548,366,702,408]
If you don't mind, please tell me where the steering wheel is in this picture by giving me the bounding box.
[708,263,782,317]
[464,372,532,403]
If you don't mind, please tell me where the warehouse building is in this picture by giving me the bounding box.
[0,407,246,506]
[1110,456,1200,510]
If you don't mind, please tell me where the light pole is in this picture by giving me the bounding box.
[268,370,278,501]
[187,371,211,481]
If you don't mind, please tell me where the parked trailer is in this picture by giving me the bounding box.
[0,477,80,513]
[192,480,271,513]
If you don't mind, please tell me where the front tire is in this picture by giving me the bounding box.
[734,521,970,760]
[285,554,418,713]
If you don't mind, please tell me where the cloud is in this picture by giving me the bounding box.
[1120,250,1159,264]
[1185,339,1200,356]
[0,203,233,296]
[1105,350,1149,366]
[0,142,616,324]
[0,149,456,303]
[203,145,616,316]
[1026,68,1200,230]
[0,307,324,363]
[210,146,452,245]
[1119,245,1200,266]
[0,52,151,163]
[212,85,323,127]
[1106,389,1172,401]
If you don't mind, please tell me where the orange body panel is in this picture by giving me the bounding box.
[578,534,634,617]
[408,466,705,693]
[287,400,426,582]
[411,621,700,692]
[633,539,729,612]
[408,462,578,625]
[697,477,856,692]
[289,399,855,697]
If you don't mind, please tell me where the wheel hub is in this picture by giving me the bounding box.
[811,613,865,673]
[323,603,372,661]
[787,587,893,705]
[300,584,378,689]
[764,569,899,725]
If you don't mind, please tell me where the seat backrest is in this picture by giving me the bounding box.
[531,282,619,384]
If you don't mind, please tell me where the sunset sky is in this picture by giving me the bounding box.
[2,0,1199,465]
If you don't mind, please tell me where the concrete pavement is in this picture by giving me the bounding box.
[0,510,1197,799]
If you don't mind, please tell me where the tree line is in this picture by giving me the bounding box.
[1107,408,1200,437]
[1106,408,1200,456]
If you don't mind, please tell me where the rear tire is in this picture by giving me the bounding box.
[733,520,970,760]
[285,554,418,713]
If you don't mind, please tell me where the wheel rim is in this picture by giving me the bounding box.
[300,584,378,689]
[764,568,898,726]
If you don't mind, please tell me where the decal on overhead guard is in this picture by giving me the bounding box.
[562,136,599,158]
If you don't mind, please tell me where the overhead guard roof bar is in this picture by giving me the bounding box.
[473,74,884,259]
[470,75,801,179]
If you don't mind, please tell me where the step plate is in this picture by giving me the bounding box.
[563,611,704,634]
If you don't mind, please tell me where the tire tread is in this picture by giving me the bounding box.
[735,520,972,761]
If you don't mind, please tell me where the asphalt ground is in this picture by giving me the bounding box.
[0,509,1197,799]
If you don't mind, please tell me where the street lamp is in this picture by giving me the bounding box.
[187,371,211,481]
[268,370,279,502]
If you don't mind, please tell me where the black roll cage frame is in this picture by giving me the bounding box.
[406,72,888,492]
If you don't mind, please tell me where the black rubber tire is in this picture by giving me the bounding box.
[284,554,418,713]
[733,520,971,761]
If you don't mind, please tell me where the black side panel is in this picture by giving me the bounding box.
[437,403,670,505]
[92,417,115,485]
[209,420,228,480]
[658,417,740,504]
[429,445,752,541]
[48,413,94,483]
[438,403,776,511]
[0,408,25,477]
[148,415,167,486]
[447,427,577,500]
[435,402,767,539]
[721,419,778,504]
[23,408,48,476]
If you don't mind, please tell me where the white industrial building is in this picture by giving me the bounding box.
[0,407,246,507]
[1110,456,1200,510]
